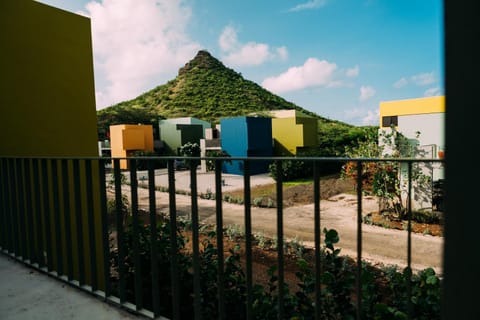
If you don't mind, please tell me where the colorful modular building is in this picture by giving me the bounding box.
[110,124,154,169]
[270,110,318,155]
[220,116,273,175]
[159,117,211,155]
[379,95,445,210]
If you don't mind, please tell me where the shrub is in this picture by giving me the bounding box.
[109,221,441,319]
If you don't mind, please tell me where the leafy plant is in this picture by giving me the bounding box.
[109,220,441,319]
[342,126,432,218]
[206,149,231,172]
[179,142,200,169]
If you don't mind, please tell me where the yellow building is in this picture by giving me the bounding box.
[271,110,318,155]
[0,0,98,157]
[379,96,445,156]
[0,0,104,289]
[379,96,445,210]
[110,124,154,169]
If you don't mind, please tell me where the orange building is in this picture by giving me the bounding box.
[110,124,154,169]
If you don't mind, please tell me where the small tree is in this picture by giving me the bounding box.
[342,126,431,218]
[205,149,231,172]
[179,142,201,169]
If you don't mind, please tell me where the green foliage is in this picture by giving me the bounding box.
[205,149,231,171]
[342,126,431,217]
[110,222,441,319]
[268,159,311,182]
[178,142,200,168]
[316,123,379,157]
[97,105,162,140]
[131,150,166,170]
[267,127,377,181]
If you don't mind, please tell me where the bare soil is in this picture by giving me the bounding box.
[225,174,443,237]
[224,173,356,207]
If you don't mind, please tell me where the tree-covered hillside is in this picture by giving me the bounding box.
[96,50,378,157]
[97,50,349,137]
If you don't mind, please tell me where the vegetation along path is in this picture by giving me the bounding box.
[120,183,443,276]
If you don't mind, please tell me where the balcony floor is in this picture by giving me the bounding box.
[0,254,142,320]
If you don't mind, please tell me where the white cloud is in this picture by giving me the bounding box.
[262,58,337,94]
[346,65,359,77]
[362,109,379,125]
[224,42,272,66]
[393,77,408,88]
[359,85,376,101]
[343,108,379,126]
[82,0,201,109]
[276,46,288,61]
[219,26,287,66]
[411,72,436,86]
[289,0,328,12]
[218,25,237,52]
[393,72,437,89]
[424,87,442,97]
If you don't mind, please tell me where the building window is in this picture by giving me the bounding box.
[382,116,398,127]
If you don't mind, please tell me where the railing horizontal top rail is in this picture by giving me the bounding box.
[0,155,444,164]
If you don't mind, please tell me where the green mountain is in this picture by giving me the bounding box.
[96,50,352,139]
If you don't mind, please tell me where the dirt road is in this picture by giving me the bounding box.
[123,182,443,275]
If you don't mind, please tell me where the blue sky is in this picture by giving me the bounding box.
[37,0,444,126]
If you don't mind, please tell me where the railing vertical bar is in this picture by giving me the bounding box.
[130,159,143,310]
[215,159,225,320]
[61,159,74,281]
[41,159,53,271]
[73,159,85,285]
[147,160,160,317]
[167,159,180,319]
[190,162,202,320]
[313,160,322,320]
[4,159,15,254]
[51,159,63,275]
[32,159,45,267]
[243,160,253,320]
[113,158,126,303]
[7,159,17,255]
[24,158,35,263]
[7,160,15,254]
[16,158,27,260]
[9,159,19,257]
[85,159,98,291]
[0,159,6,251]
[355,160,363,319]
[98,159,111,297]
[275,159,285,320]
[407,161,413,319]
[1,158,9,251]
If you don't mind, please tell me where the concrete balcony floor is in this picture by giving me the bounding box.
[0,255,142,320]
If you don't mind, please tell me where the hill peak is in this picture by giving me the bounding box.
[178,50,225,76]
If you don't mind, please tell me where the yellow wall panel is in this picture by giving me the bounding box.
[379,96,445,121]
[0,1,104,289]
[0,0,98,157]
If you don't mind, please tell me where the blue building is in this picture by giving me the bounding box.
[220,116,273,175]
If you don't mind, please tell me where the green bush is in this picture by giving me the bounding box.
[131,150,166,170]
[109,221,441,319]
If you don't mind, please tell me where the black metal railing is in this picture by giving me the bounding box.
[0,156,444,319]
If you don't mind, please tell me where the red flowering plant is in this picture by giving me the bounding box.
[341,126,428,217]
